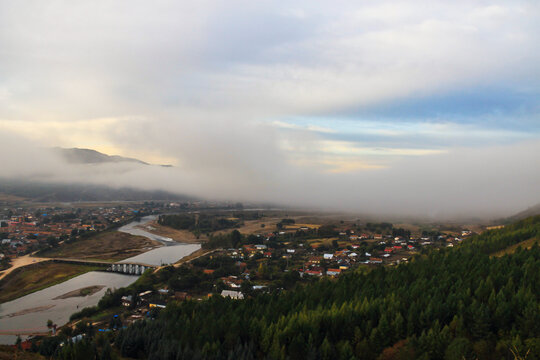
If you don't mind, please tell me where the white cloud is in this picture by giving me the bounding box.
[0,0,539,218]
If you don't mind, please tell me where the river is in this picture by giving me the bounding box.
[0,215,201,344]
[117,215,201,266]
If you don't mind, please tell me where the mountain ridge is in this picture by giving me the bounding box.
[506,202,540,221]
[53,147,172,167]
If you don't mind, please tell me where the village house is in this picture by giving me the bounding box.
[304,269,323,276]
[327,268,342,277]
[121,295,133,307]
[158,289,169,296]
[221,290,244,299]
[149,302,166,309]
[221,276,242,288]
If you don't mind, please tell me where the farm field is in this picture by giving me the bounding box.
[39,231,160,262]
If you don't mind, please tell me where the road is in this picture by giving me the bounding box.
[151,248,219,273]
[0,253,48,281]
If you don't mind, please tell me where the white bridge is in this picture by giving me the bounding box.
[109,262,154,275]
[50,258,156,275]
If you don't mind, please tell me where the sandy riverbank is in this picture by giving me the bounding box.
[135,220,205,244]
[1,304,56,319]
[53,285,105,300]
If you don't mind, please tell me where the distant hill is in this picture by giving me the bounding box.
[0,179,193,202]
[507,203,540,221]
[53,147,150,165]
[0,148,183,202]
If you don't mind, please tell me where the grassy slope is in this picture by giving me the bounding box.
[0,261,100,303]
[39,231,159,262]
[491,237,539,257]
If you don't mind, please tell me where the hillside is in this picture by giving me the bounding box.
[45,215,540,359]
[491,237,540,257]
[0,345,44,360]
[508,203,540,221]
[53,147,149,165]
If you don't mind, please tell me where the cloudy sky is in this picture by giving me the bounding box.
[1,1,539,219]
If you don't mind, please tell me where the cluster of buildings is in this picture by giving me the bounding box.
[58,219,476,334]
[0,204,160,262]
[219,227,473,282]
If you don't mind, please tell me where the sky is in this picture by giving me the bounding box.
[1,0,539,219]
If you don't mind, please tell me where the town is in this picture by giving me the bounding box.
[0,202,485,357]
[56,211,476,334]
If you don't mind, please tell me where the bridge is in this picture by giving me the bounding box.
[50,258,156,275]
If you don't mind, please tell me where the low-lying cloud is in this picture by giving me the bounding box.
[1,129,539,220]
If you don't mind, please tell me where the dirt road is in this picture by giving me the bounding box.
[0,254,48,281]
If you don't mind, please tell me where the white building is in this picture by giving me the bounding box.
[221,290,244,300]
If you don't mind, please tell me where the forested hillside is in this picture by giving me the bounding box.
[54,216,540,359]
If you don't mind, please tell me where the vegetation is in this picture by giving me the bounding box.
[0,261,100,303]
[364,222,393,234]
[38,231,158,261]
[491,237,539,257]
[50,216,540,359]
[158,213,241,235]
[203,229,244,249]
[30,215,540,359]
[0,256,10,271]
[0,345,45,360]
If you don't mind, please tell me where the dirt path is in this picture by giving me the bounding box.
[0,253,48,281]
[152,248,219,273]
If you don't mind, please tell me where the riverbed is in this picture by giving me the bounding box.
[117,215,201,266]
